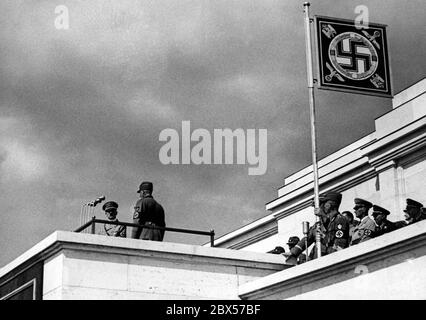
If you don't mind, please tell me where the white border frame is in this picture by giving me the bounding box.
[0,278,37,300]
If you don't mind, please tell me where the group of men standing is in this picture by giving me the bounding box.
[268,191,425,265]
[98,181,166,241]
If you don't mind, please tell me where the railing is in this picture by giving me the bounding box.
[74,217,215,247]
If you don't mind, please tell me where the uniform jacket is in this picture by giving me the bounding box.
[394,213,426,228]
[290,212,349,259]
[131,195,165,240]
[297,253,307,264]
[410,212,426,224]
[325,212,350,249]
[348,222,358,244]
[350,215,376,245]
[372,219,396,237]
[99,219,126,238]
[394,220,408,229]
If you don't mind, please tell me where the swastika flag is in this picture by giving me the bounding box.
[316,16,392,97]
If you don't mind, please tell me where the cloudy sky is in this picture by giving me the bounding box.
[0,0,424,267]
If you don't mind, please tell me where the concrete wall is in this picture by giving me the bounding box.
[240,233,283,253]
[2,223,425,300]
[0,231,289,300]
[239,220,426,300]
[289,254,426,300]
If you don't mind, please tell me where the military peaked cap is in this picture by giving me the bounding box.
[287,236,300,245]
[404,198,423,211]
[354,198,373,209]
[102,201,118,211]
[267,246,285,254]
[372,205,390,216]
[321,191,342,204]
[137,181,153,193]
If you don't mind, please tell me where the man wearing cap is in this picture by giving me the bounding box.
[342,211,358,244]
[403,198,426,225]
[285,191,349,264]
[350,198,376,245]
[99,201,126,238]
[267,246,285,254]
[371,205,396,237]
[284,196,328,264]
[287,236,306,264]
[131,181,166,241]
[320,192,350,252]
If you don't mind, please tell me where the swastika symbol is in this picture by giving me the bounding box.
[329,32,378,81]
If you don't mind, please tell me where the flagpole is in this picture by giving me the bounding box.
[303,2,322,258]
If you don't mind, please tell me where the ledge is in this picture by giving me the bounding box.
[205,215,277,248]
[0,231,288,281]
[239,220,426,300]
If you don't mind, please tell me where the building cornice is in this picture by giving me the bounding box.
[227,225,278,250]
[207,214,277,248]
[213,219,278,250]
[268,119,425,213]
[365,123,426,169]
[272,166,377,220]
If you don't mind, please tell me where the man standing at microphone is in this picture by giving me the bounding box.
[100,201,127,238]
[131,181,166,241]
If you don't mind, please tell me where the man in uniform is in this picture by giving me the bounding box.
[371,205,396,237]
[284,191,349,265]
[350,198,376,245]
[287,236,306,264]
[403,198,426,225]
[342,211,358,244]
[131,181,166,241]
[99,201,126,237]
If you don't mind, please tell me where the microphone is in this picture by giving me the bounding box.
[302,221,310,235]
[79,196,106,233]
[302,221,310,262]
[93,195,106,207]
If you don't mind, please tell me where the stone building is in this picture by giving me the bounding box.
[212,78,426,253]
[1,79,425,300]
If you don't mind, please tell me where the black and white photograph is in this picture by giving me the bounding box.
[0,0,425,306]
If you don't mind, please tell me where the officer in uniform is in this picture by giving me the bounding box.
[99,201,126,238]
[285,192,349,264]
[371,205,396,237]
[131,181,166,241]
[403,198,426,225]
[350,198,376,245]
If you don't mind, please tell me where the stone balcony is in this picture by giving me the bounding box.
[1,219,425,300]
[0,231,288,300]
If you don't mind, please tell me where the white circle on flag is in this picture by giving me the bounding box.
[328,32,378,81]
